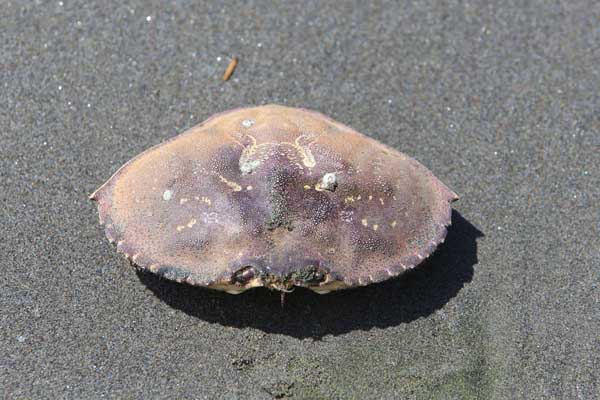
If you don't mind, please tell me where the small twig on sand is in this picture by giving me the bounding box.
[223,57,238,81]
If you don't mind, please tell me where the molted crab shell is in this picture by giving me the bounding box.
[90,105,458,294]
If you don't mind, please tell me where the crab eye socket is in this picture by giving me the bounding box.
[232,266,257,285]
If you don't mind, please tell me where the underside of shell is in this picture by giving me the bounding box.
[91,105,458,294]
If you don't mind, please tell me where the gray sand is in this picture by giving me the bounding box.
[1,1,598,398]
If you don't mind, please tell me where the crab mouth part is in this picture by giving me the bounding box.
[218,264,331,294]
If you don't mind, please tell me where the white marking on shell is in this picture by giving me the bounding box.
[203,212,219,224]
[131,253,140,262]
[385,269,394,276]
[340,210,353,222]
[289,134,318,168]
[117,240,124,246]
[240,159,261,174]
[162,189,173,201]
[241,119,255,128]
[218,175,242,191]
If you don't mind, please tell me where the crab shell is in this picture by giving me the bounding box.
[90,105,458,294]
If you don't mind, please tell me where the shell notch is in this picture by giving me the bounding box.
[224,264,331,295]
[90,105,458,294]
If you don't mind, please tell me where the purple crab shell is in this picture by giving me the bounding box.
[90,105,458,294]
